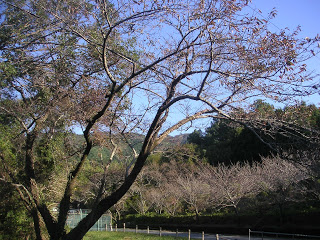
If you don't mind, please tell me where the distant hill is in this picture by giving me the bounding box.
[157,134,189,150]
[71,132,189,163]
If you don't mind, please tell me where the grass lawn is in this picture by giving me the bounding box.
[83,231,186,240]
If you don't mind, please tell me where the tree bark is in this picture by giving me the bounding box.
[31,208,44,240]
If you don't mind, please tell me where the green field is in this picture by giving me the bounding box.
[83,231,186,240]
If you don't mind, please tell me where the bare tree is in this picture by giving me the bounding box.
[159,181,184,216]
[127,166,154,215]
[1,0,319,239]
[202,162,260,216]
[258,156,309,223]
[303,151,320,201]
[110,193,130,223]
[175,164,211,220]
[143,163,168,215]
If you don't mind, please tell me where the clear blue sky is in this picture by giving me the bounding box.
[251,0,319,38]
[251,0,320,105]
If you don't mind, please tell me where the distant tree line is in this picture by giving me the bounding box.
[187,100,320,165]
[120,155,315,225]
[108,101,320,225]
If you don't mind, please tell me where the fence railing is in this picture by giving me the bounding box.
[108,223,228,240]
[105,224,320,240]
[249,229,320,240]
[66,217,320,240]
[66,209,112,231]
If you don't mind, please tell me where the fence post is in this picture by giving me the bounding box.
[147,226,150,234]
[202,231,205,240]
[188,229,191,240]
[115,224,117,232]
[123,223,126,232]
[216,234,219,240]
[249,229,251,240]
[135,225,138,233]
[159,227,162,237]
[176,229,178,238]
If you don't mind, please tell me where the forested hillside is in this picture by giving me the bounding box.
[86,133,189,164]
[115,101,320,235]
[74,101,320,234]
[38,102,320,234]
[1,97,320,238]
[1,0,320,239]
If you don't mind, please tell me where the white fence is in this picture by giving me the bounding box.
[66,209,112,231]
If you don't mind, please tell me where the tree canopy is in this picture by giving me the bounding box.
[188,100,320,165]
[0,0,319,239]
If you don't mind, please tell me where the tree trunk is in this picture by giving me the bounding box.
[195,209,200,223]
[30,208,50,240]
[278,203,284,225]
[64,151,150,239]
[233,205,240,226]
[31,208,43,240]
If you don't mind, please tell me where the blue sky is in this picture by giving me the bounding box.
[251,0,320,105]
[252,0,319,38]
[167,1,320,135]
